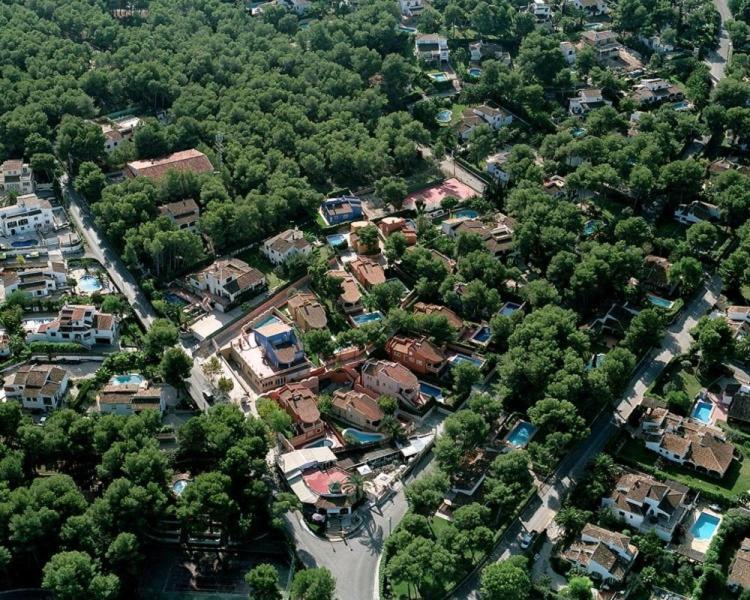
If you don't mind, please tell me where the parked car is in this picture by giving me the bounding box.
[519,531,536,549]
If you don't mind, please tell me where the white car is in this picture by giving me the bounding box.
[519,532,535,549]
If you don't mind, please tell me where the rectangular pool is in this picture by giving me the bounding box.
[507,421,537,448]
[470,325,491,345]
[647,293,674,310]
[690,512,721,540]
[352,311,383,327]
[691,400,713,424]
[419,381,444,402]
[448,353,485,368]
[499,302,521,317]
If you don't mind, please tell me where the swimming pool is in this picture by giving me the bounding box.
[468,67,481,78]
[110,374,144,386]
[499,302,522,317]
[342,428,386,444]
[572,127,587,138]
[449,353,484,368]
[436,109,453,123]
[172,479,190,496]
[352,311,383,326]
[326,233,348,247]
[647,293,674,310]
[672,100,690,111]
[691,512,721,540]
[78,275,103,293]
[471,326,491,344]
[304,437,334,449]
[507,421,537,448]
[583,219,602,237]
[254,314,282,329]
[164,292,187,306]
[692,400,713,424]
[453,209,479,219]
[420,381,444,401]
[398,25,417,33]
[11,239,38,248]
[586,353,607,370]
[429,72,448,82]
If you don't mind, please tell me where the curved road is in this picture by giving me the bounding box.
[450,276,722,599]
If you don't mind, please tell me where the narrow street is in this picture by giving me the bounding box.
[706,0,732,82]
[62,175,157,328]
[450,276,722,599]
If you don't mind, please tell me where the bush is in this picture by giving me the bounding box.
[28,342,87,354]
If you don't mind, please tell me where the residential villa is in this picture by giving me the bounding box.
[158,199,200,232]
[468,41,510,63]
[632,78,684,106]
[327,270,363,314]
[727,306,750,323]
[0,250,67,299]
[728,538,750,591]
[638,33,676,53]
[321,195,363,225]
[580,30,620,56]
[457,110,486,142]
[641,255,674,295]
[97,116,141,153]
[386,335,445,376]
[348,257,386,289]
[360,359,423,410]
[530,0,552,19]
[261,228,313,266]
[279,0,310,14]
[569,89,612,116]
[187,258,265,311]
[97,381,167,416]
[0,329,10,357]
[27,304,117,347]
[0,160,34,196]
[378,217,417,245]
[269,383,325,447]
[485,151,511,183]
[542,175,567,198]
[674,200,721,225]
[287,292,328,332]
[641,407,737,478]
[276,447,354,520]
[457,104,513,141]
[560,41,576,64]
[412,302,464,332]
[570,0,609,15]
[399,0,423,16]
[0,193,55,237]
[4,364,69,411]
[441,216,514,256]
[330,388,384,431]
[415,34,449,63]
[126,149,214,180]
[562,523,637,584]
[602,471,693,541]
[226,315,311,392]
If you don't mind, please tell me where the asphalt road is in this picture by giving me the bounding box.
[62,175,157,328]
[450,275,722,599]
[706,0,732,82]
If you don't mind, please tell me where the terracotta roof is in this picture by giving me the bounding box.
[582,523,632,553]
[363,360,418,388]
[287,292,327,330]
[332,389,384,423]
[127,149,213,181]
[158,198,200,224]
[94,313,115,331]
[729,538,750,590]
[348,257,386,288]
[386,335,444,364]
[273,383,321,425]
[412,302,463,330]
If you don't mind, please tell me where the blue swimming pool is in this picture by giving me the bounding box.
[429,72,449,82]
[691,512,721,540]
[583,219,602,237]
[647,293,674,310]
[342,428,386,444]
[110,374,144,386]
[11,239,38,248]
[352,311,383,326]
[78,275,102,293]
[164,292,187,306]
[398,25,417,33]
[453,209,479,219]
[420,381,444,401]
[172,479,190,496]
[692,400,713,424]
[471,326,491,344]
[304,437,334,449]
[326,233,348,247]
[499,302,522,317]
[468,67,481,78]
[507,421,537,448]
[672,100,690,111]
[255,314,281,329]
[449,353,484,368]
[572,127,587,138]
[436,109,453,123]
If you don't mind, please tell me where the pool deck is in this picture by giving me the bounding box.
[673,508,723,560]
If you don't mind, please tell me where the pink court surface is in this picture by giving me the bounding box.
[403,177,479,212]
[302,467,350,495]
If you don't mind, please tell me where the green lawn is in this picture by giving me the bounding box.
[650,362,704,399]
[742,285,750,303]
[234,250,286,290]
[617,437,750,502]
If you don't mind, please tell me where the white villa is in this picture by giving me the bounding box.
[0,250,67,300]
[187,258,266,311]
[3,364,69,411]
[261,229,313,266]
[0,160,34,196]
[415,34,449,63]
[0,194,55,237]
[27,304,117,347]
[563,523,638,584]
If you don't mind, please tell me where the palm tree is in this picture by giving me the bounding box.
[343,473,365,501]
